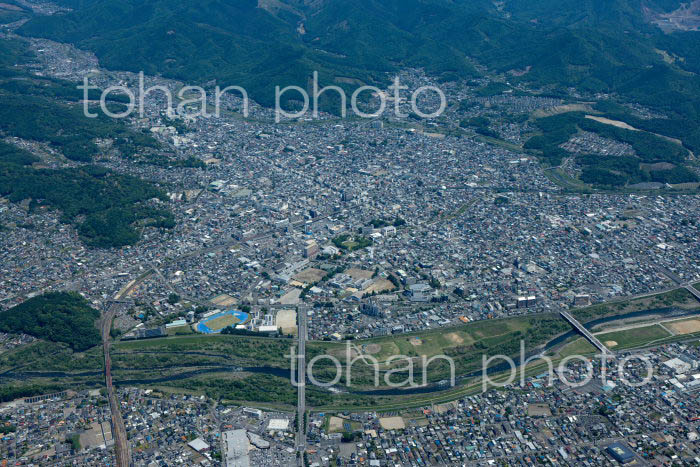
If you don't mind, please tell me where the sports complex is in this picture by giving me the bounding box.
[196,310,250,334]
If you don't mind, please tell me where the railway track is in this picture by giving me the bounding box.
[102,303,131,466]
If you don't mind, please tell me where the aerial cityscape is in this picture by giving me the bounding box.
[1,0,700,466]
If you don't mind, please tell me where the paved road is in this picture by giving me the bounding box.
[296,306,307,466]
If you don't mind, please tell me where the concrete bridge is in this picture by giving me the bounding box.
[560,310,611,355]
[684,284,700,302]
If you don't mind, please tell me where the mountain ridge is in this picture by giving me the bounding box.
[13,0,700,147]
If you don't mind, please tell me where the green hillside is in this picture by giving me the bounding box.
[0,38,175,248]
[10,0,700,187]
[0,292,101,352]
[525,111,698,188]
[16,0,700,122]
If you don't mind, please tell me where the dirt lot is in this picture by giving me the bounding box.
[585,115,639,131]
[275,309,297,335]
[445,332,464,345]
[293,268,326,284]
[364,279,395,294]
[346,268,374,280]
[279,288,302,305]
[210,293,238,307]
[379,417,406,430]
[328,416,345,433]
[668,318,700,335]
[527,404,552,417]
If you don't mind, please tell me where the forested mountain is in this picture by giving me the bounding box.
[16,0,700,145]
[0,292,101,351]
[0,38,174,248]
[11,2,692,88]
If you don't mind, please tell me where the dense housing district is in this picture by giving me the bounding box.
[1,9,700,467]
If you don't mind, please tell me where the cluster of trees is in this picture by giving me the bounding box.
[0,37,159,163]
[494,196,510,206]
[578,154,699,187]
[474,83,511,97]
[0,38,177,248]
[0,292,101,352]
[13,0,700,133]
[579,117,688,164]
[580,167,628,187]
[524,112,583,166]
[0,383,67,403]
[163,374,299,405]
[0,161,174,247]
[220,327,287,338]
[0,423,16,434]
[594,100,700,153]
[0,92,157,163]
[0,141,39,166]
[650,166,699,184]
[332,234,373,252]
[459,116,499,138]
[526,111,697,188]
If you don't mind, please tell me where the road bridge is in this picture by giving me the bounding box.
[560,310,611,355]
[685,284,700,302]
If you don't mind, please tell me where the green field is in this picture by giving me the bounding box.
[554,338,597,358]
[205,314,240,331]
[572,288,700,323]
[167,325,194,336]
[318,317,528,364]
[1,286,699,410]
[595,324,672,350]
